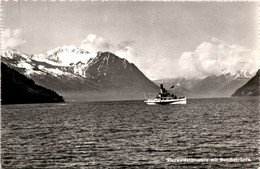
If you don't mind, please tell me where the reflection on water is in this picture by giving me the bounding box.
[2,97,259,168]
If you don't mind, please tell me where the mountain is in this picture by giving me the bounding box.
[61,52,159,101]
[232,69,260,96]
[1,62,65,104]
[153,73,252,98]
[1,46,95,78]
[190,73,251,97]
[1,47,159,101]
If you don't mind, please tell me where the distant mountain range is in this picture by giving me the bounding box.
[1,46,158,102]
[232,69,260,96]
[1,62,64,104]
[153,72,253,98]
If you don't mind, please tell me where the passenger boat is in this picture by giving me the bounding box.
[144,84,186,105]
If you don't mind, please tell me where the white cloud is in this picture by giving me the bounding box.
[80,34,137,63]
[115,40,137,63]
[178,38,259,78]
[80,33,112,53]
[79,35,259,80]
[2,29,26,50]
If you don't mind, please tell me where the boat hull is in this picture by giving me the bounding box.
[144,98,187,105]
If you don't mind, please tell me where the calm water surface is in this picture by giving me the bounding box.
[1,97,259,168]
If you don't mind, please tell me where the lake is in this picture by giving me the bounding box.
[1,97,259,168]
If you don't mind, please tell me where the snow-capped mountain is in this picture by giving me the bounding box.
[1,47,159,101]
[33,45,95,67]
[2,46,98,78]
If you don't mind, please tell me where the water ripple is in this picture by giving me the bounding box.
[2,97,259,168]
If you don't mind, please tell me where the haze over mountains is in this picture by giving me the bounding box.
[2,46,158,102]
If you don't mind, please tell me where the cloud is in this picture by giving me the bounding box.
[2,29,26,50]
[80,33,112,53]
[80,34,137,63]
[178,38,259,78]
[117,40,135,50]
[115,40,137,63]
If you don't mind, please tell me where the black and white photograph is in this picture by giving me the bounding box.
[1,1,259,168]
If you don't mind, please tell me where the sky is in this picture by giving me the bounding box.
[2,1,259,79]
